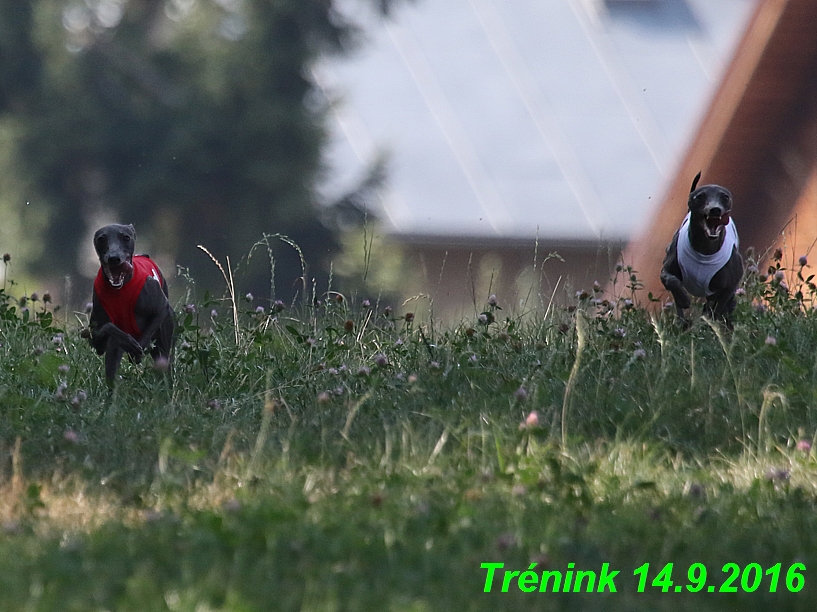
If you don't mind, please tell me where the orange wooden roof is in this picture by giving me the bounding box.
[622,0,817,300]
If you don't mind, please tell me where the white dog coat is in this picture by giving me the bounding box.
[677,212,739,298]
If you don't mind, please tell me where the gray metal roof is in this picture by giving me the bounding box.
[316,0,757,242]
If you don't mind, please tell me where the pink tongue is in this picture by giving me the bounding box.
[108,260,133,285]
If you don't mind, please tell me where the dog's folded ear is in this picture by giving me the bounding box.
[127,224,136,238]
[690,171,702,193]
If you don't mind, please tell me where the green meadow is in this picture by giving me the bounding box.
[0,251,816,611]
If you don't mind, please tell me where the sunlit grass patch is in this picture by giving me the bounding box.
[1,246,817,609]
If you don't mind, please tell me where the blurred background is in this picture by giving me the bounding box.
[0,0,761,316]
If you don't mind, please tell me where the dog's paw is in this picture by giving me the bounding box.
[124,336,143,357]
[675,291,691,310]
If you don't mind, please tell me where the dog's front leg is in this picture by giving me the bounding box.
[96,322,143,357]
[705,291,737,329]
[660,271,691,326]
[135,305,172,354]
[104,339,125,384]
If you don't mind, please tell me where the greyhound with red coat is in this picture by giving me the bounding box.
[88,224,174,383]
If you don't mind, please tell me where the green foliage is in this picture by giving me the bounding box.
[1,256,817,610]
[0,0,405,295]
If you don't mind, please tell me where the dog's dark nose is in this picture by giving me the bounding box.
[108,255,122,266]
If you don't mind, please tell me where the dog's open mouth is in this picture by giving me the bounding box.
[104,259,133,289]
[703,212,730,240]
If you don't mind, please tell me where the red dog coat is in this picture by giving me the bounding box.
[94,255,164,340]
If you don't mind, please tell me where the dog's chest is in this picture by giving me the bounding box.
[677,214,738,298]
[94,255,164,338]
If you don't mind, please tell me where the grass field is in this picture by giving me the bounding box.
[0,250,816,611]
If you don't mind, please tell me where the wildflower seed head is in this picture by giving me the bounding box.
[357,365,371,376]
[55,382,68,400]
[383,306,393,317]
[593,280,602,293]
[404,312,414,322]
[746,264,759,275]
[478,313,488,325]
[255,305,265,314]
[408,373,418,384]
[764,468,790,482]
[362,299,371,308]
[773,247,784,261]
[30,292,39,302]
[374,353,389,367]
[2,253,9,263]
[633,348,647,360]
[465,327,475,337]
[495,533,516,551]
[774,270,785,282]
[765,335,777,346]
[799,255,809,267]
[153,355,170,372]
[317,391,331,404]
[64,429,80,444]
[524,410,539,427]
[623,299,634,310]
[686,483,705,499]
[344,319,354,332]
[487,294,497,307]
[183,303,196,314]
[244,292,254,302]
[210,309,218,318]
[429,361,441,370]
[305,337,316,348]
[514,386,528,402]
[796,439,811,452]
[735,287,746,297]
[18,296,27,307]
[207,399,222,410]
[58,364,70,374]
[85,302,94,314]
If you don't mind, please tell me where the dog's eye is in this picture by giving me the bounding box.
[121,234,131,243]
